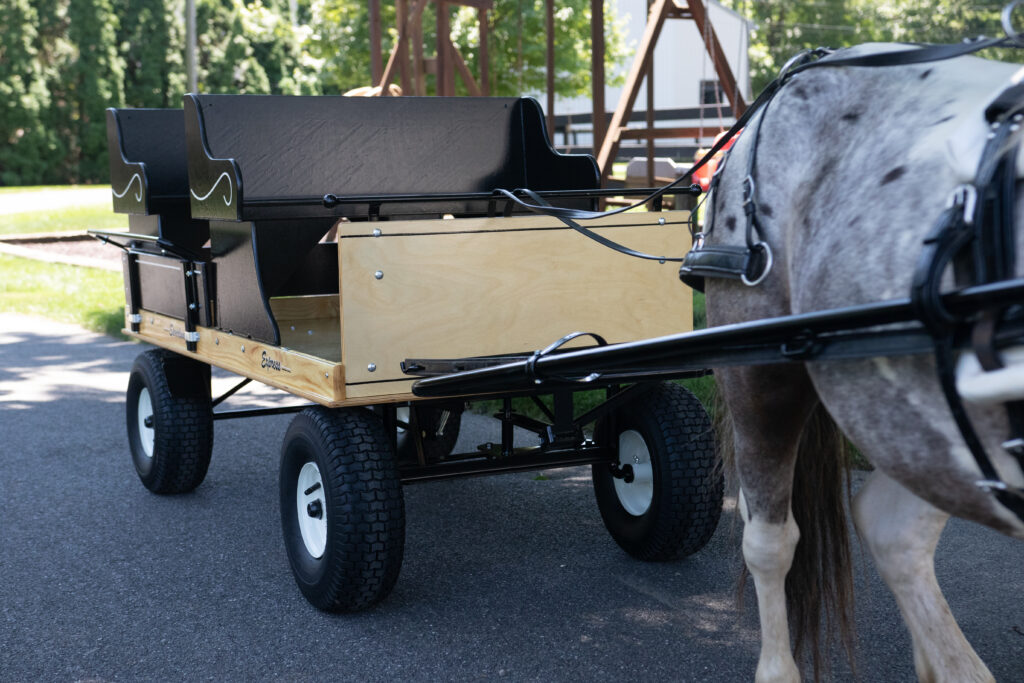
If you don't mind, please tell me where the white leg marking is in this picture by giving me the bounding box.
[739,490,801,683]
[853,471,994,683]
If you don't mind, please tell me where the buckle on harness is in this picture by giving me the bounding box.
[742,176,757,215]
[742,242,774,287]
[946,184,977,225]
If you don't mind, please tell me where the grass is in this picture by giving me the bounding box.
[0,185,127,235]
[0,254,128,339]
[0,206,127,235]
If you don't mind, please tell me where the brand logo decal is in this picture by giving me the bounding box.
[261,351,291,373]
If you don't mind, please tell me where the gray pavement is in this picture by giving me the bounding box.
[0,312,1022,681]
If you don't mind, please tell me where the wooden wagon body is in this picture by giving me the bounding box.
[96,95,721,612]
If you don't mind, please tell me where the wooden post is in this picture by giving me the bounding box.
[596,0,670,182]
[546,0,555,144]
[436,1,449,95]
[413,8,426,94]
[379,0,428,94]
[397,0,412,93]
[645,0,655,187]
[590,0,606,160]
[369,0,383,85]
[479,8,490,95]
[686,0,746,115]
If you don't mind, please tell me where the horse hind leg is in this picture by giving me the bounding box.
[853,470,993,683]
[720,365,820,682]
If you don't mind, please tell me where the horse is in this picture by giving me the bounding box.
[702,44,1024,681]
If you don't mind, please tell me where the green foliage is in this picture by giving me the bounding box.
[66,0,126,182]
[308,0,629,96]
[116,0,187,107]
[0,0,57,185]
[451,0,630,97]
[198,0,321,95]
[723,0,1016,92]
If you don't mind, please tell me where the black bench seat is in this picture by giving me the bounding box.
[181,94,602,345]
[106,107,209,254]
[183,94,599,222]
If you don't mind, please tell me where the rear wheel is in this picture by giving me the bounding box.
[280,406,405,612]
[592,382,722,561]
[387,403,463,462]
[126,349,213,494]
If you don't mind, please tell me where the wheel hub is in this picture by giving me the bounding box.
[613,430,654,516]
[137,387,155,458]
[296,462,327,558]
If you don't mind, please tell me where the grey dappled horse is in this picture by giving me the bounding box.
[704,45,1024,681]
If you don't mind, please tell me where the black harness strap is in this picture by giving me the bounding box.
[910,94,1024,518]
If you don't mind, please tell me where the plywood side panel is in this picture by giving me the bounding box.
[340,211,692,384]
[131,310,346,405]
[271,295,343,363]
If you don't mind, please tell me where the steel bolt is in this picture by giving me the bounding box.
[241,345,245,352]
[306,500,323,519]
[188,303,197,310]
[373,228,382,237]
[658,217,666,225]
[368,363,377,372]
[374,270,384,280]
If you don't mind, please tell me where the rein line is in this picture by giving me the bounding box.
[499,35,1015,265]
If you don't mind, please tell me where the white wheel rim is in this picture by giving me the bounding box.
[613,429,654,516]
[296,462,328,559]
[395,406,410,435]
[137,387,155,458]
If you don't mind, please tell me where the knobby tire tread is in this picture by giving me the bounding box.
[640,382,723,561]
[131,349,213,494]
[596,382,723,561]
[289,407,405,612]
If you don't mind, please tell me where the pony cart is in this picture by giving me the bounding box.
[94,95,721,613]
[96,29,1024,679]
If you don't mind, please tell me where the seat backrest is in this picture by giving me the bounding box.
[107,108,191,216]
[183,95,598,221]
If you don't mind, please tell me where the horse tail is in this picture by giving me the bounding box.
[717,396,856,680]
[788,403,856,680]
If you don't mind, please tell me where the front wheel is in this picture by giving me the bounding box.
[280,407,405,612]
[125,349,213,494]
[592,382,722,561]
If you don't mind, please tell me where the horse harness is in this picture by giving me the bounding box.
[493,26,1024,520]
[682,41,1024,520]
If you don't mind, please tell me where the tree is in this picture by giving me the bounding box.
[452,0,630,97]
[197,0,320,95]
[307,0,630,96]
[66,0,126,182]
[0,0,57,184]
[116,0,187,108]
[722,0,1014,93]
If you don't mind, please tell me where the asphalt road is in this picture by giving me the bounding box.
[1,312,1022,681]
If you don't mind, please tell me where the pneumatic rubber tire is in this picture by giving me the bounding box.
[592,382,722,561]
[280,406,405,612]
[126,349,213,494]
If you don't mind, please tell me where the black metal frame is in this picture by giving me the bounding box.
[407,278,1024,396]
[203,377,653,484]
